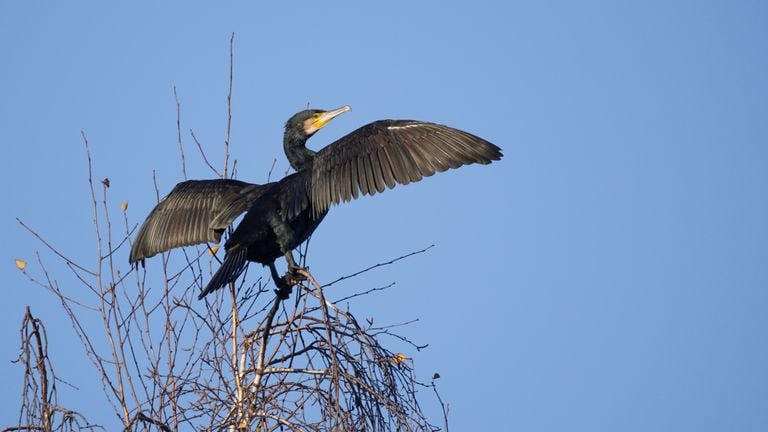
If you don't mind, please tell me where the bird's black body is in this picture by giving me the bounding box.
[238,176,325,265]
[130,106,503,299]
[201,172,329,299]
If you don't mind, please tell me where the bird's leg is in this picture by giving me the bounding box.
[283,250,308,284]
[269,262,292,300]
[265,212,307,296]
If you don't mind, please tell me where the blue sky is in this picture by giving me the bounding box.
[2,1,767,430]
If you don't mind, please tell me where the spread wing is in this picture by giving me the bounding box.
[306,120,502,217]
[129,179,267,263]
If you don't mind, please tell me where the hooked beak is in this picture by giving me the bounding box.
[305,105,352,134]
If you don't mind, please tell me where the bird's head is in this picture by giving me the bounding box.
[286,105,352,138]
[284,105,352,171]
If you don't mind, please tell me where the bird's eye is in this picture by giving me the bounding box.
[313,113,321,119]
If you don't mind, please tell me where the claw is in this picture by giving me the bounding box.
[286,266,308,283]
[272,268,307,300]
[273,276,293,300]
[274,285,292,300]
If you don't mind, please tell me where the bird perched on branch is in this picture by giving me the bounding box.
[129,105,502,299]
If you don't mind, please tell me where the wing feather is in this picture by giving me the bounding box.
[368,149,386,194]
[357,155,371,197]
[378,147,397,189]
[349,156,360,200]
[129,179,267,264]
[309,120,502,215]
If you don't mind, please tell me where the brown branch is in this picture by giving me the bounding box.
[266,157,277,182]
[229,281,245,429]
[251,293,285,391]
[223,32,234,178]
[84,137,131,424]
[322,244,434,288]
[252,413,301,432]
[300,270,342,427]
[12,40,445,430]
[124,412,171,432]
[190,130,221,177]
[15,218,96,276]
[173,86,187,179]
[1,426,43,432]
[23,308,50,431]
[430,380,450,432]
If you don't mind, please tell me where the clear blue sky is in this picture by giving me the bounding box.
[2,1,767,430]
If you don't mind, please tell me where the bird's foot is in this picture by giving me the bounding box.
[273,267,307,300]
[273,276,293,299]
[274,283,292,300]
[286,266,308,284]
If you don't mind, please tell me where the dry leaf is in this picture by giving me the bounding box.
[101,178,110,188]
[391,353,407,365]
[208,245,220,256]
[15,259,27,271]
[121,201,128,212]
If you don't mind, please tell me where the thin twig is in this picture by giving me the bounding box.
[431,380,450,432]
[322,245,435,288]
[223,32,234,179]
[173,86,187,179]
[190,130,222,177]
[25,308,50,431]
[16,218,95,276]
[126,412,172,432]
[266,158,277,183]
[229,281,245,429]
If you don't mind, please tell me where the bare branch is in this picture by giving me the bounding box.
[190,130,222,177]
[15,218,96,277]
[323,245,435,288]
[9,40,448,431]
[173,86,187,180]
[223,32,234,178]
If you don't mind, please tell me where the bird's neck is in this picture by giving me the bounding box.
[283,130,316,171]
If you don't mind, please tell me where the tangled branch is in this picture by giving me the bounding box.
[8,34,447,431]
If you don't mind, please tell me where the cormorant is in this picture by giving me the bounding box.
[129,106,502,299]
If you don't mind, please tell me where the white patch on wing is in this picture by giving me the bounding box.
[386,123,425,131]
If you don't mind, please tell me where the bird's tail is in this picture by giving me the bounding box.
[198,246,249,299]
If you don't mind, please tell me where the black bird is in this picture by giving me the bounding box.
[129,106,502,299]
